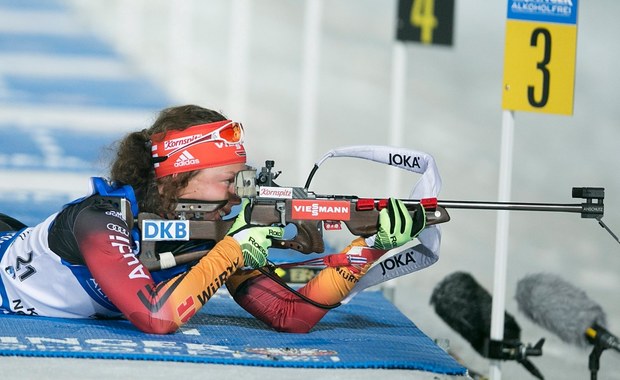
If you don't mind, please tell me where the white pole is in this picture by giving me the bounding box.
[388,42,407,195]
[298,0,322,184]
[489,109,515,380]
[383,41,407,300]
[228,0,251,121]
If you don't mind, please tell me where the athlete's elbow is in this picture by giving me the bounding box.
[129,313,179,334]
[269,320,314,334]
[275,325,312,334]
[141,322,179,335]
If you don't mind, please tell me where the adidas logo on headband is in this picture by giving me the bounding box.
[174,150,200,168]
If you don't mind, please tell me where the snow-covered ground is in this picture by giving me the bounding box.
[1,1,619,379]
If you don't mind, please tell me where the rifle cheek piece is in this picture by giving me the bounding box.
[235,169,257,198]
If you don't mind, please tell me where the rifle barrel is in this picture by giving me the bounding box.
[434,200,584,214]
[316,194,600,216]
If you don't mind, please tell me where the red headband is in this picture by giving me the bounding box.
[151,120,246,178]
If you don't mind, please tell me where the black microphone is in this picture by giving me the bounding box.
[430,271,521,355]
[516,272,619,353]
[431,271,545,379]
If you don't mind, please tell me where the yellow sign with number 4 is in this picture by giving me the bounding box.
[410,0,438,44]
[396,0,454,46]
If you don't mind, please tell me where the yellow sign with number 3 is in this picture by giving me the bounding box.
[502,19,577,115]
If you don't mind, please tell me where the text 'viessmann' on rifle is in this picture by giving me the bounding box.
[136,145,618,273]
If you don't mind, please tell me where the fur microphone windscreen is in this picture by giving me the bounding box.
[430,271,521,356]
[515,272,607,348]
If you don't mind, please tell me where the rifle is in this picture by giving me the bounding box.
[137,146,615,272]
[137,163,450,271]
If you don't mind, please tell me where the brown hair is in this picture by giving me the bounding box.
[109,105,227,215]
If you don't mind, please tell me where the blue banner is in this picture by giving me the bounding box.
[507,0,578,25]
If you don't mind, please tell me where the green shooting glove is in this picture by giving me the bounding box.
[227,198,284,268]
[373,198,426,250]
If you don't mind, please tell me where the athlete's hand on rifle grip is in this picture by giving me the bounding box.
[372,198,426,250]
[227,198,284,268]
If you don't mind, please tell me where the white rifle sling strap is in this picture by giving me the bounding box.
[317,145,442,303]
[314,145,442,197]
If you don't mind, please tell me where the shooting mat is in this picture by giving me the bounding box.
[0,291,466,375]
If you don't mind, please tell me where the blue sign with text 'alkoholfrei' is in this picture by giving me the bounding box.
[507,0,578,25]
